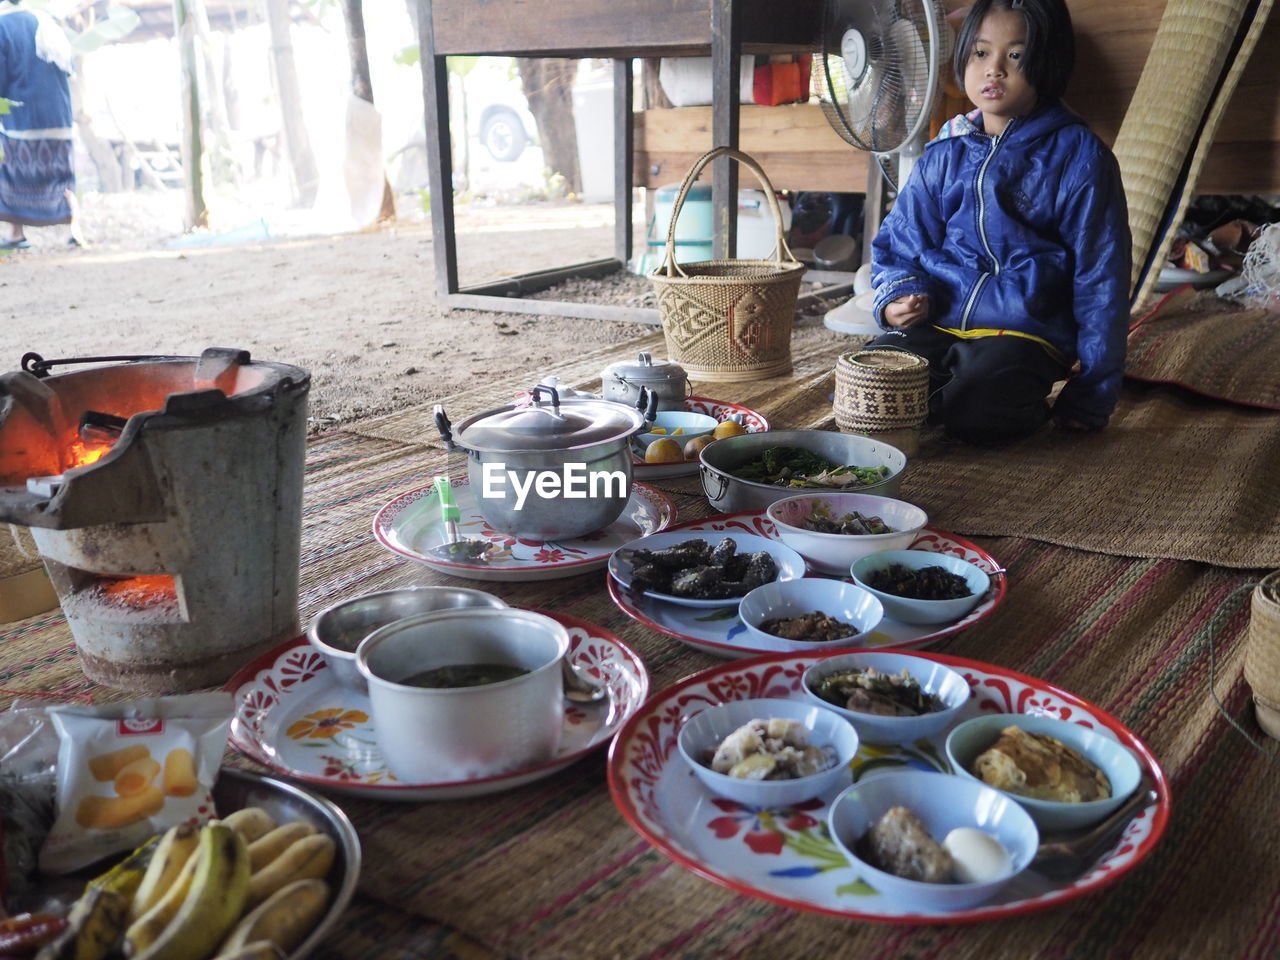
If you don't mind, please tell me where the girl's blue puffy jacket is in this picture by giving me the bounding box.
[871,101,1132,428]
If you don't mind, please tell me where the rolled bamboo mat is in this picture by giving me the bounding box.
[1126,289,1280,410]
[1113,0,1276,309]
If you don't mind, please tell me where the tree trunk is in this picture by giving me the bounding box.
[516,58,581,196]
[341,0,396,222]
[173,0,207,228]
[642,59,672,109]
[264,0,318,206]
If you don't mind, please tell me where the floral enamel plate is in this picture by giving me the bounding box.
[607,511,1006,657]
[633,397,769,480]
[373,476,675,582]
[607,650,1170,924]
[226,610,649,801]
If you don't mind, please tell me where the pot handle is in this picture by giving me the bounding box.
[433,404,459,451]
[635,385,659,428]
[530,383,562,414]
[701,463,729,502]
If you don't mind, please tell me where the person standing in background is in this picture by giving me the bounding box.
[0,0,83,250]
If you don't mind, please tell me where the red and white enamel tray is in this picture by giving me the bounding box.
[607,650,1170,924]
[373,476,675,582]
[607,511,1006,657]
[226,611,648,801]
[632,397,769,480]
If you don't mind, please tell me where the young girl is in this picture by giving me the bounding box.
[868,0,1131,446]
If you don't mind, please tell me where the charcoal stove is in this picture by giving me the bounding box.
[0,349,310,693]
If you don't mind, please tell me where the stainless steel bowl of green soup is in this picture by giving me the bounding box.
[356,607,569,782]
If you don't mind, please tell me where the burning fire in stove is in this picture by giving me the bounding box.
[64,437,114,471]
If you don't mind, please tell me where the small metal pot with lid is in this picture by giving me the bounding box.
[435,384,655,541]
[601,352,690,411]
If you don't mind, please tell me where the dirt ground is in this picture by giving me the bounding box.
[0,191,660,430]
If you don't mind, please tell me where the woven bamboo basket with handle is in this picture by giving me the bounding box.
[649,147,805,381]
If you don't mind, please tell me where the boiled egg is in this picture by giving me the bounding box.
[943,827,1012,883]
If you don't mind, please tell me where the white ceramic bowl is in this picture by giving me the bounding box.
[699,429,907,514]
[801,651,971,744]
[308,587,507,692]
[945,713,1144,832]
[677,697,859,808]
[356,607,568,783]
[827,770,1039,912]
[608,529,806,609]
[635,411,719,450]
[738,579,884,652]
[766,493,928,574]
[850,549,990,625]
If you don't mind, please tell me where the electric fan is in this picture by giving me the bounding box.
[812,0,952,334]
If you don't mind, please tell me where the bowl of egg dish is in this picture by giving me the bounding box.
[944,713,1143,832]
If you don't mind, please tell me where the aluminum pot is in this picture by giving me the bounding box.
[601,352,690,411]
[699,429,907,513]
[435,383,655,541]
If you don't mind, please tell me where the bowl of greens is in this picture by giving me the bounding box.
[698,430,907,514]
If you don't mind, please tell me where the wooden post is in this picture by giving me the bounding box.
[710,0,740,258]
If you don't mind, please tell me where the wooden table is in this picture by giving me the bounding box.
[415,0,823,324]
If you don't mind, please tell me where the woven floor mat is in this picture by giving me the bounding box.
[901,383,1280,569]
[3,416,1278,958]
[1126,289,1280,410]
[344,319,858,446]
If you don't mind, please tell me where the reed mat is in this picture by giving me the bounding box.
[902,382,1280,569]
[1126,288,1280,411]
[3,418,1278,959]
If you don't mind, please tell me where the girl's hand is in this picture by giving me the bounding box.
[884,294,931,328]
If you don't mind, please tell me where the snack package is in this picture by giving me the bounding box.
[37,692,232,874]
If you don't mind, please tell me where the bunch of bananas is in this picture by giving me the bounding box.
[36,806,336,960]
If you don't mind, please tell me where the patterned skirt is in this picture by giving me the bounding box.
[0,135,74,226]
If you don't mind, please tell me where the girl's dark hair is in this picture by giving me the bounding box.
[952,0,1076,103]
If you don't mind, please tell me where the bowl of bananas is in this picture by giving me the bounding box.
[25,767,359,960]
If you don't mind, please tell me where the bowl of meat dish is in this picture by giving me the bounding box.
[608,530,806,608]
[765,492,928,574]
[699,429,907,514]
[801,651,971,744]
[850,549,990,625]
[308,586,508,691]
[677,697,860,808]
[827,769,1038,912]
[737,578,884,652]
[944,713,1144,832]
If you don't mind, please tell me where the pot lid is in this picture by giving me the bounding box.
[602,351,687,384]
[455,386,645,452]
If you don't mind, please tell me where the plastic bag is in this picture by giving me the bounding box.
[37,692,232,875]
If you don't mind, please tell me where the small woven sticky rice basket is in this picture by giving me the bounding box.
[834,349,930,454]
[649,147,805,381]
[1244,569,1280,740]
